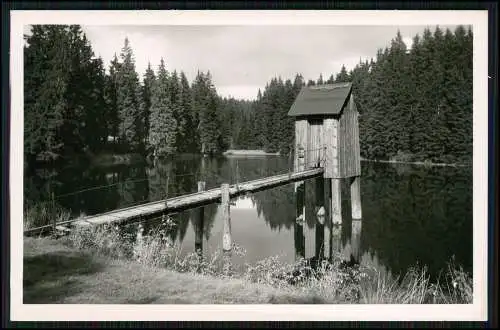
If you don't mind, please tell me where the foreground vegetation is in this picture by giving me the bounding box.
[24,217,473,304]
[24,237,324,304]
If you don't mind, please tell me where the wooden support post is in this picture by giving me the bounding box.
[194,181,205,259]
[221,183,232,276]
[294,144,306,233]
[350,176,362,220]
[331,224,342,257]
[315,219,324,261]
[136,222,144,242]
[221,183,232,252]
[51,191,56,237]
[235,160,240,190]
[324,214,332,261]
[323,178,332,261]
[331,179,342,225]
[315,177,325,225]
[294,148,306,260]
[315,177,325,260]
[164,175,170,207]
[294,221,305,260]
[351,219,362,263]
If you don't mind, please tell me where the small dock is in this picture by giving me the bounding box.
[24,168,324,236]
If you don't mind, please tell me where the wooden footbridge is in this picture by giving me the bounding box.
[24,83,363,259]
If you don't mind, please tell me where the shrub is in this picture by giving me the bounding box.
[24,201,71,231]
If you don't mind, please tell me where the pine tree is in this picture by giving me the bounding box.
[198,72,223,154]
[105,54,121,146]
[316,73,324,85]
[116,37,144,153]
[335,64,350,82]
[24,25,68,163]
[24,25,108,164]
[148,58,177,158]
[178,71,195,153]
[252,89,267,149]
[169,70,190,153]
[142,62,156,150]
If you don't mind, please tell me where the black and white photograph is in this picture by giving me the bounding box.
[9,10,489,322]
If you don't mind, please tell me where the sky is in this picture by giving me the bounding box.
[24,24,459,101]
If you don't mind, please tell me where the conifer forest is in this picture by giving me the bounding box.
[24,25,473,170]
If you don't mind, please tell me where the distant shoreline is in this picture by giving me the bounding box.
[71,150,471,168]
[360,158,471,168]
[223,149,281,157]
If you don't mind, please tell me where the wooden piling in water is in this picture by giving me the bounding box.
[195,181,205,259]
[294,145,306,260]
[351,219,362,263]
[221,183,232,252]
[315,177,325,259]
[331,224,342,256]
[294,220,305,260]
[221,183,232,275]
[324,216,332,261]
[350,176,362,220]
[136,222,144,244]
[331,179,342,225]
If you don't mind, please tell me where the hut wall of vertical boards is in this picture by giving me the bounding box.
[294,119,308,172]
[307,118,324,168]
[338,93,361,178]
[323,117,339,178]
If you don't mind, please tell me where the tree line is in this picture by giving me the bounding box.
[24,25,472,171]
[232,26,473,164]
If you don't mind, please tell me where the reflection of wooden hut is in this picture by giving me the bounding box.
[288,82,362,224]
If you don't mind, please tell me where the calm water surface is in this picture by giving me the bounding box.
[25,155,473,279]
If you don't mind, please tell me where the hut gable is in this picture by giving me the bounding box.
[287,82,352,117]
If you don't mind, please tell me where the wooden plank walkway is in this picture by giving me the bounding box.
[24,168,324,236]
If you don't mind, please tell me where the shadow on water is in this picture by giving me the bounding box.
[25,155,472,281]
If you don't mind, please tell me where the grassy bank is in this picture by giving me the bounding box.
[24,222,473,304]
[23,237,325,304]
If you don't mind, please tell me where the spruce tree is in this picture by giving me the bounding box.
[198,72,223,154]
[105,54,121,146]
[148,58,177,158]
[142,62,156,150]
[24,25,68,163]
[24,25,108,164]
[179,71,195,153]
[335,64,350,82]
[316,73,324,85]
[116,37,144,153]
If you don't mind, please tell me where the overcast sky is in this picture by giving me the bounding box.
[25,24,459,100]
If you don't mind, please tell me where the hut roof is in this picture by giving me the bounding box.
[287,82,352,117]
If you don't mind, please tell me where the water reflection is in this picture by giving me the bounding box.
[24,156,472,279]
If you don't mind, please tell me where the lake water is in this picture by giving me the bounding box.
[25,155,473,279]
